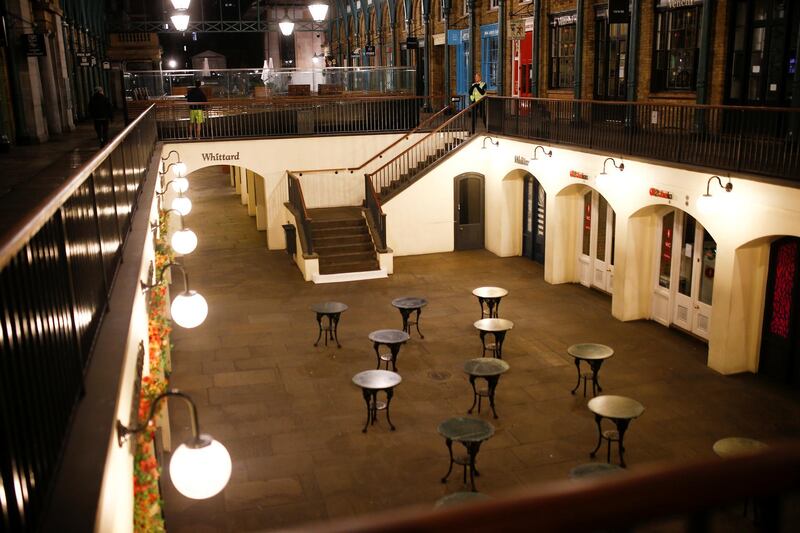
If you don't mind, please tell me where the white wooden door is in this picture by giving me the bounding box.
[591,195,615,293]
[652,211,676,326]
[578,191,593,287]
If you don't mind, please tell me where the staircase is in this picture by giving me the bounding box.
[368,100,480,203]
[309,207,380,275]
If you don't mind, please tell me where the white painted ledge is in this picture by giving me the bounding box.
[312,269,388,284]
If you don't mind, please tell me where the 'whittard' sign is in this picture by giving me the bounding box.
[201,152,240,161]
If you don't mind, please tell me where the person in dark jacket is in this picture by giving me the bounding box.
[186,80,208,139]
[88,87,113,147]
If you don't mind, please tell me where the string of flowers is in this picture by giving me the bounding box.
[133,211,174,533]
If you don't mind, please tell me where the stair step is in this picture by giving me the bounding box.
[314,234,372,246]
[311,218,366,230]
[320,260,380,275]
[316,242,374,254]
[312,226,366,238]
[319,250,376,264]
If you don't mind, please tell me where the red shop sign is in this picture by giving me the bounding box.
[570,170,589,180]
[649,187,673,200]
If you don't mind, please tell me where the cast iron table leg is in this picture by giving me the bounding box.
[490,297,501,318]
[373,341,384,369]
[589,414,604,458]
[478,297,487,318]
[331,312,342,348]
[467,375,479,414]
[614,418,631,468]
[466,441,483,492]
[361,388,373,433]
[314,312,324,346]
[479,330,489,357]
[486,375,501,419]
[413,308,424,338]
[399,308,411,334]
[389,343,402,372]
[385,387,396,431]
[570,358,582,394]
[589,360,604,395]
[494,330,507,359]
[441,438,455,483]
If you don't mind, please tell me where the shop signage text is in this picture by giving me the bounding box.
[514,155,529,166]
[649,187,673,200]
[570,170,588,180]
[201,152,240,161]
[509,20,525,41]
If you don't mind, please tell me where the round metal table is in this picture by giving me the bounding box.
[310,302,348,348]
[567,343,614,397]
[463,358,510,419]
[713,437,768,458]
[352,370,402,433]
[587,395,645,468]
[472,286,508,319]
[391,297,428,339]
[438,417,495,492]
[473,318,514,358]
[368,329,411,372]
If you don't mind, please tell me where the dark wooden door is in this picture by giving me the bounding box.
[454,174,484,250]
[522,175,546,263]
[760,237,800,386]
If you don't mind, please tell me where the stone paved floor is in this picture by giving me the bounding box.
[162,166,800,532]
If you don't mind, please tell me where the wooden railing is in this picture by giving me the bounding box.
[287,172,314,255]
[0,106,158,532]
[364,175,386,251]
[367,100,482,197]
[488,96,800,182]
[293,443,800,532]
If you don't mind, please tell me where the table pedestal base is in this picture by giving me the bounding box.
[361,388,396,433]
[398,308,424,339]
[314,312,343,348]
[590,415,630,467]
[467,375,501,419]
[441,439,484,492]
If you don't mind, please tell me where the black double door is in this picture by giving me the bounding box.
[522,176,546,264]
[760,237,800,387]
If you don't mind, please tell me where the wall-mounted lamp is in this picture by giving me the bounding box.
[696,175,733,214]
[172,192,193,216]
[142,262,208,328]
[116,389,231,500]
[597,157,625,188]
[160,151,187,178]
[531,145,552,161]
[157,177,190,195]
[482,136,499,149]
[162,208,198,255]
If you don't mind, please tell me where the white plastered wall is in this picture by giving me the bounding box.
[380,136,800,375]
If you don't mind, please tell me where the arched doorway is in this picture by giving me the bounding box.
[652,209,717,340]
[760,236,800,385]
[522,173,546,264]
[578,189,616,293]
[454,173,484,250]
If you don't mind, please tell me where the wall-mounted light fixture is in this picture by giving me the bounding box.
[531,145,552,160]
[482,136,499,149]
[157,177,190,195]
[116,389,231,500]
[161,209,198,255]
[696,175,733,214]
[171,192,193,216]
[160,150,187,179]
[597,157,625,188]
[142,262,208,328]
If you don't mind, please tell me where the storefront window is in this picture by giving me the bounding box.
[582,192,592,256]
[658,212,674,288]
[652,0,703,91]
[550,13,576,89]
[481,24,500,91]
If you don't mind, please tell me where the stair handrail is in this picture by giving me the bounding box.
[366,99,483,181]
[364,175,387,251]
[287,171,315,255]
[291,98,457,176]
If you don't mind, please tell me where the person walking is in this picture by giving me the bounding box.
[186,80,208,139]
[88,87,113,147]
[469,73,487,132]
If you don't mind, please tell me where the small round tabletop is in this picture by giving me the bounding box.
[569,463,624,480]
[352,370,402,390]
[713,437,768,458]
[587,395,645,420]
[464,358,510,377]
[473,318,515,332]
[438,417,495,443]
[368,329,411,344]
[568,343,615,360]
[310,302,348,314]
[472,287,509,299]
[392,297,428,309]
[434,492,491,509]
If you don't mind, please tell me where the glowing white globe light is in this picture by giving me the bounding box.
[172,176,189,193]
[171,0,191,9]
[171,14,190,31]
[308,3,329,21]
[173,162,188,178]
[696,194,716,215]
[172,196,192,216]
[170,435,231,499]
[171,290,208,328]
[168,59,178,69]
[279,20,295,36]
[171,228,197,255]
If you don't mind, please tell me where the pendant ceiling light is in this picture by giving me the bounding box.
[171,13,190,31]
[279,8,295,36]
[308,2,329,22]
[171,0,191,9]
